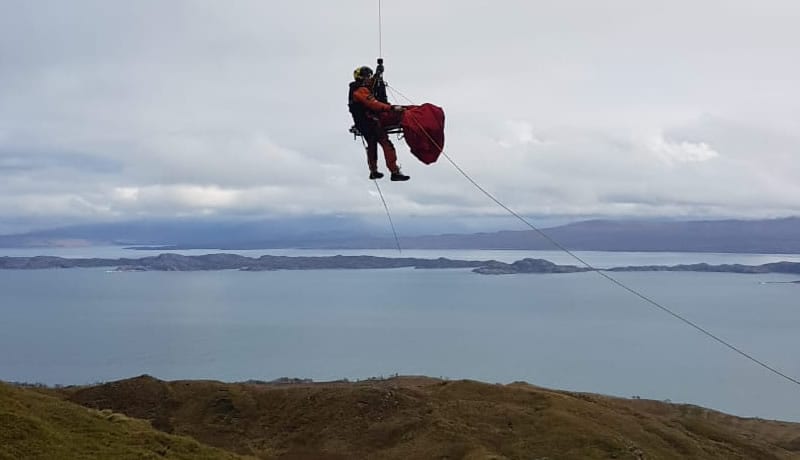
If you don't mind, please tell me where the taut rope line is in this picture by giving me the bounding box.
[389,83,800,389]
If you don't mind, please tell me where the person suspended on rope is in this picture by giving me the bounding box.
[348,64,410,181]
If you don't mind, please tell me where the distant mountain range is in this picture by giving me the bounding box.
[0,216,385,249]
[2,216,800,254]
[379,217,800,253]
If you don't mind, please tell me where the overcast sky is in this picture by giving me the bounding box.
[2,0,800,233]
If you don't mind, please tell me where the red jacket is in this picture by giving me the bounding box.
[351,86,392,113]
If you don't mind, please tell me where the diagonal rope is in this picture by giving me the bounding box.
[390,84,800,388]
[361,136,401,254]
[373,179,401,253]
[386,85,412,105]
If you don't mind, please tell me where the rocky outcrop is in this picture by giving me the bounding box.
[472,258,589,274]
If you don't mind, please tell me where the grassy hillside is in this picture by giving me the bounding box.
[0,382,248,460]
[57,375,800,460]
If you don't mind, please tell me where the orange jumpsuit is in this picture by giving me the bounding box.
[350,86,399,173]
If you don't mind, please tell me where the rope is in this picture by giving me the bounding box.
[374,179,402,253]
[391,84,800,389]
[386,85,412,105]
[378,0,382,57]
[361,136,402,253]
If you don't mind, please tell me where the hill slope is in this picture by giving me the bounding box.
[0,382,247,460]
[58,375,800,460]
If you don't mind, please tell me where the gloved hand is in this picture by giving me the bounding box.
[391,105,406,112]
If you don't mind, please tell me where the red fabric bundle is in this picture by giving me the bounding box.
[400,103,445,165]
[377,110,403,128]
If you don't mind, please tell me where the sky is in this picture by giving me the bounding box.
[2,0,800,234]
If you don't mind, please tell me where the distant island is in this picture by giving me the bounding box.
[0,253,486,271]
[2,253,800,277]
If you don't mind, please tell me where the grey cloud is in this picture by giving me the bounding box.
[2,1,800,232]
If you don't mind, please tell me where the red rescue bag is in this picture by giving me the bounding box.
[400,103,445,164]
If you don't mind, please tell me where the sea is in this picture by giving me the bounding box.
[1,247,799,422]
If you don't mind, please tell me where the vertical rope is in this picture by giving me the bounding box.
[374,1,398,254]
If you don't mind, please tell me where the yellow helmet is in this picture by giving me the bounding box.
[353,66,374,80]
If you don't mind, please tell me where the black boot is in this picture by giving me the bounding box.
[369,170,384,180]
[390,170,410,181]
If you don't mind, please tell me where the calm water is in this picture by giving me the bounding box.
[1,249,799,422]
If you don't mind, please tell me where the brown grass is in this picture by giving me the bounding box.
[0,381,248,459]
[51,374,800,459]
